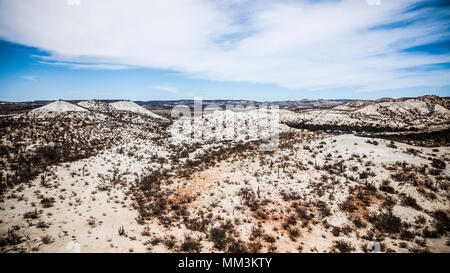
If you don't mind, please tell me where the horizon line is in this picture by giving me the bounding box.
[1,94,448,104]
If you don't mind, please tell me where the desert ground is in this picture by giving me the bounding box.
[0,96,449,253]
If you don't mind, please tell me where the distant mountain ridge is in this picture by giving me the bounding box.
[1,95,448,111]
[0,98,357,110]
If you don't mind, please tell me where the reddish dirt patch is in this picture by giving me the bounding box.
[173,165,235,209]
[340,186,384,216]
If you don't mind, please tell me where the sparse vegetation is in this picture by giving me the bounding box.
[1,96,449,253]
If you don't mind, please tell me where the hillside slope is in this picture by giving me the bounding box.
[110,101,167,120]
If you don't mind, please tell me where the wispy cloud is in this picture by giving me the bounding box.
[37,60,130,70]
[0,0,449,92]
[151,86,178,94]
[20,75,35,81]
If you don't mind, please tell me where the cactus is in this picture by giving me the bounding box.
[118,225,125,236]
[40,171,47,186]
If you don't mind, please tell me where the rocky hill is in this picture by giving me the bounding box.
[110,100,167,120]
[283,96,450,131]
[77,100,116,113]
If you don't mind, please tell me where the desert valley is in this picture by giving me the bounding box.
[0,95,449,253]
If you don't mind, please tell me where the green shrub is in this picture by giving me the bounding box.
[332,240,355,253]
[210,227,228,250]
[371,213,402,233]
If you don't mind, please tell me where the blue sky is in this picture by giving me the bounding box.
[0,0,449,102]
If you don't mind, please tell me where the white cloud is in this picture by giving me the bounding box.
[38,60,129,70]
[20,75,35,81]
[151,86,178,94]
[0,0,448,92]
[367,0,382,6]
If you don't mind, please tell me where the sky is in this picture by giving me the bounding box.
[0,0,449,102]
